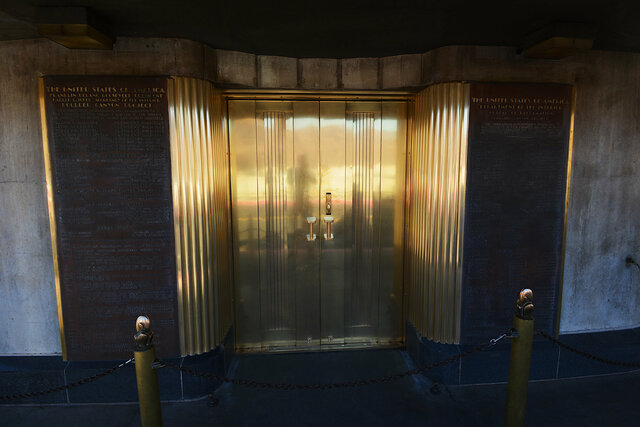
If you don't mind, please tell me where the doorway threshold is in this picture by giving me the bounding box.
[236,340,404,354]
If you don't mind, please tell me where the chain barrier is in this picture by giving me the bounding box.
[537,330,640,368]
[0,358,134,401]
[0,329,520,400]
[490,328,518,345]
[156,330,517,390]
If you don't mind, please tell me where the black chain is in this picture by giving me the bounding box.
[537,331,640,368]
[158,332,514,390]
[0,358,134,401]
[0,330,516,399]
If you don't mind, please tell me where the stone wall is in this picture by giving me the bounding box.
[1,37,639,354]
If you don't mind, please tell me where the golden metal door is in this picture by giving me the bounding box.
[229,99,406,352]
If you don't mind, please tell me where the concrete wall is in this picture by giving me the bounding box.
[1,37,639,355]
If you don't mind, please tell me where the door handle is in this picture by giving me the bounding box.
[323,216,334,240]
[306,217,317,241]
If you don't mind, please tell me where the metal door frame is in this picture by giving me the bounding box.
[224,90,413,353]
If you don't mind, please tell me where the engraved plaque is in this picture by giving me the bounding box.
[42,76,179,360]
[461,83,573,343]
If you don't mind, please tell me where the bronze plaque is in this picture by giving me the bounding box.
[461,83,573,343]
[42,76,179,360]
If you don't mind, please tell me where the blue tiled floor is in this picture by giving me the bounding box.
[1,348,639,426]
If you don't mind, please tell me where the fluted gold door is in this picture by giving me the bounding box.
[229,98,406,352]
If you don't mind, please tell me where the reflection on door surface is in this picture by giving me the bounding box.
[229,99,406,351]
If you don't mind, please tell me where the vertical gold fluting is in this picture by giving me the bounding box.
[351,112,376,327]
[262,111,290,332]
[39,78,67,360]
[406,83,469,344]
[168,77,233,356]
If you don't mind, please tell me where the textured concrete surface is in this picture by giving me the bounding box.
[299,58,338,89]
[381,54,422,89]
[258,55,297,88]
[341,57,379,89]
[0,349,638,426]
[214,49,257,87]
[560,54,640,332]
[1,37,639,354]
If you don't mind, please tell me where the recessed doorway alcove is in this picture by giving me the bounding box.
[39,76,572,360]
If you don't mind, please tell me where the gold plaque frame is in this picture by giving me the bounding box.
[39,77,67,360]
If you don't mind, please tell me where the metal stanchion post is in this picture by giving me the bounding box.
[504,289,534,427]
[134,315,163,427]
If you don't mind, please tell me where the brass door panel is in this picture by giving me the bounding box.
[379,102,407,342]
[319,102,346,346]
[344,102,382,344]
[255,102,295,346]
[229,99,406,352]
[292,102,322,348]
[228,100,262,347]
